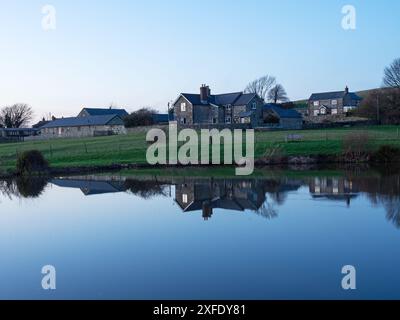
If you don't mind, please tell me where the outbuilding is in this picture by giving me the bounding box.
[262,104,303,130]
[39,114,126,139]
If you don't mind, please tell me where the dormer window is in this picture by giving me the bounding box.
[181,102,186,112]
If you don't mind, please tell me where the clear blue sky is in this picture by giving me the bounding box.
[0,0,399,122]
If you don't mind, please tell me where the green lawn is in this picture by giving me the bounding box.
[0,125,399,173]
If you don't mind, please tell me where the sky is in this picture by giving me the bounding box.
[0,0,399,123]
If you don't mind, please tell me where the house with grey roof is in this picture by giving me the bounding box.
[78,107,129,118]
[39,114,126,139]
[173,84,264,128]
[263,104,303,129]
[308,86,362,117]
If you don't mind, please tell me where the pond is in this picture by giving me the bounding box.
[0,167,400,300]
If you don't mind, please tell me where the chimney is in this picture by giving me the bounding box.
[345,86,349,94]
[200,84,210,104]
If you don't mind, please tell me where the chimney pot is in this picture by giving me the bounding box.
[200,84,210,104]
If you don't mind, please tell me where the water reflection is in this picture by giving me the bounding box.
[1,170,400,227]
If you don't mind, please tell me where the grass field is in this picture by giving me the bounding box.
[0,125,399,173]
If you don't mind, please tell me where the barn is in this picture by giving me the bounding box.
[39,114,126,139]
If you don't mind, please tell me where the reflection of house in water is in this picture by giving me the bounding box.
[175,179,266,220]
[51,178,126,196]
[309,177,359,206]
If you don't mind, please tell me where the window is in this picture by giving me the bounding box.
[213,118,217,124]
[252,102,257,110]
[181,117,187,124]
[182,194,188,204]
[313,101,320,107]
[314,110,319,116]
[332,99,338,105]
[225,116,231,124]
[181,102,186,112]
[331,109,338,115]
[226,104,232,110]
[320,108,326,115]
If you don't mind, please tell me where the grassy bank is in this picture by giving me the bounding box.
[0,125,400,174]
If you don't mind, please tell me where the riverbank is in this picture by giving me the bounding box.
[0,125,399,178]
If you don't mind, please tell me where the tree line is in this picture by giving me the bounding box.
[355,58,400,124]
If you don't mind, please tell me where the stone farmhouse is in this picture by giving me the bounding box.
[39,108,128,139]
[172,85,303,129]
[308,86,362,117]
[173,85,264,128]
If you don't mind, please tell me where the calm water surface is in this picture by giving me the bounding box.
[1,168,400,300]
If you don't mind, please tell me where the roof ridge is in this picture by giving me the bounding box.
[311,90,345,95]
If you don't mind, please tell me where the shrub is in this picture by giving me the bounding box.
[259,144,286,164]
[341,131,371,162]
[124,107,157,128]
[16,150,49,175]
[371,145,400,163]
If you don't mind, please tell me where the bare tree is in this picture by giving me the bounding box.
[0,104,34,128]
[244,75,276,102]
[383,58,400,89]
[268,84,289,103]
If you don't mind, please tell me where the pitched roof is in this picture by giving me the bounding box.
[214,92,242,105]
[40,115,123,129]
[152,114,169,123]
[180,92,257,107]
[309,91,362,101]
[81,108,129,117]
[263,104,302,119]
[51,179,126,196]
[0,128,38,132]
[233,93,257,106]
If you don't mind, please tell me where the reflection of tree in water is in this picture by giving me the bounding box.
[16,176,48,198]
[347,173,400,229]
[256,201,278,220]
[0,179,18,199]
[268,192,288,206]
[0,177,48,199]
[381,196,400,228]
[124,179,169,199]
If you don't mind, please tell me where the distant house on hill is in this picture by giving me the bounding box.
[262,104,303,129]
[39,114,126,138]
[173,84,264,128]
[308,86,362,117]
[78,107,129,118]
